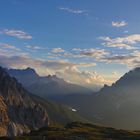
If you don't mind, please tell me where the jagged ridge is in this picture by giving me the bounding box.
[0,67,49,136]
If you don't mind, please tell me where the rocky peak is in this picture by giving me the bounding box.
[8,67,38,77]
[113,67,140,87]
[0,67,49,136]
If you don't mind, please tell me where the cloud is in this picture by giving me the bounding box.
[112,21,128,27]
[52,47,65,53]
[0,43,20,51]
[2,29,32,39]
[128,51,140,67]
[0,54,96,74]
[100,34,140,50]
[79,48,109,59]
[0,55,75,75]
[112,71,119,76]
[72,48,82,51]
[0,43,31,58]
[56,66,106,90]
[25,45,42,50]
[78,63,96,67]
[0,43,29,59]
[101,55,136,63]
[99,51,140,68]
[58,48,109,60]
[0,56,73,71]
[59,7,86,15]
[124,30,129,33]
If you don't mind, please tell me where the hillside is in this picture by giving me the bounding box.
[4,122,140,140]
[0,67,49,136]
[0,66,88,136]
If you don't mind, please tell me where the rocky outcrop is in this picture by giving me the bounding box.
[0,96,9,136]
[0,67,49,136]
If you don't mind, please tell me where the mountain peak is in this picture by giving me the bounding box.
[133,67,140,73]
[0,66,49,136]
[26,67,36,72]
[20,67,38,76]
[7,67,38,76]
[0,66,17,88]
[99,67,140,94]
[113,67,140,87]
[46,74,62,80]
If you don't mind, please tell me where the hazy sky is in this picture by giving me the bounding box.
[0,0,140,89]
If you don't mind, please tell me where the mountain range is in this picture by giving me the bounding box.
[7,68,93,99]
[0,67,88,136]
[3,66,140,133]
[52,67,140,130]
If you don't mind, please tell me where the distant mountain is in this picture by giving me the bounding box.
[7,68,93,98]
[93,67,140,129]
[0,67,89,136]
[6,67,39,87]
[51,67,140,130]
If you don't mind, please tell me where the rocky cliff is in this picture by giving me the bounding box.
[0,67,49,136]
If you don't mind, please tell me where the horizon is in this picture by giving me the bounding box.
[1,0,140,89]
[5,66,139,91]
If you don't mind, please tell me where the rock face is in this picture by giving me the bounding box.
[0,96,9,136]
[0,67,49,136]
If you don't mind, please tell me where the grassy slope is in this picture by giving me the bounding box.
[4,122,140,140]
[31,94,89,125]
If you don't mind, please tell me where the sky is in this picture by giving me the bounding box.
[1,0,140,90]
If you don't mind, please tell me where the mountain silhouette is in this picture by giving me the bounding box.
[7,68,93,99]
